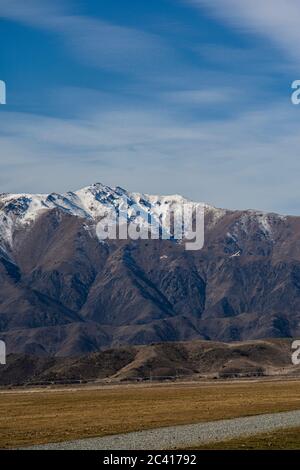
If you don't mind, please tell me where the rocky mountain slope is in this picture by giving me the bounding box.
[0,183,300,356]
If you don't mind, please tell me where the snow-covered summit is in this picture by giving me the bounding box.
[0,183,208,221]
[0,182,283,252]
[0,183,211,249]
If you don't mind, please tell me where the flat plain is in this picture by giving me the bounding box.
[1,378,300,449]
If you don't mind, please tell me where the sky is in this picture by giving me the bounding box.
[0,0,300,214]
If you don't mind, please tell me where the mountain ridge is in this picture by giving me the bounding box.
[0,182,284,247]
[0,182,299,356]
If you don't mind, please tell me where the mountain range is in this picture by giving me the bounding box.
[0,183,300,356]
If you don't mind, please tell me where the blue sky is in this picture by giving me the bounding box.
[0,0,300,213]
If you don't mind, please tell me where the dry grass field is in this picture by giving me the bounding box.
[1,378,300,449]
[187,427,300,450]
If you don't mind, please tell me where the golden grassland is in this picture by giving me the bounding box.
[1,379,300,449]
[186,427,300,450]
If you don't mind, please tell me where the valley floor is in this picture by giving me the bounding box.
[1,378,300,449]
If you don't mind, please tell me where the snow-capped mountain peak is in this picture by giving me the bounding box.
[0,183,210,250]
[0,182,284,254]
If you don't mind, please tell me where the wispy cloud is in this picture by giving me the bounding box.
[162,87,239,105]
[1,92,300,214]
[0,0,172,73]
[188,0,300,66]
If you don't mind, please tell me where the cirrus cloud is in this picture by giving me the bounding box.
[187,0,300,66]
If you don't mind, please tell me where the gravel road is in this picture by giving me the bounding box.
[23,410,300,450]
